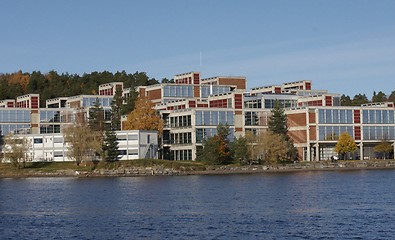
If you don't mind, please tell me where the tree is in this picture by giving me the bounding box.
[88,98,105,132]
[231,135,249,165]
[352,94,369,106]
[63,111,100,165]
[374,139,393,159]
[3,134,30,169]
[335,132,357,160]
[102,127,119,162]
[340,94,352,106]
[268,100,288,137]
[267,100,297,161]
[123,95,164,134]
[256,131,289,164]
[196,124,232,165]
[387,91,395,104]
[110,89,123,131]
[372,91,387,103]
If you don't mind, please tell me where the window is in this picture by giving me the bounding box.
[34,138,43,144]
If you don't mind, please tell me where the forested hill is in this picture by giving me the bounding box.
[0,70,160,106]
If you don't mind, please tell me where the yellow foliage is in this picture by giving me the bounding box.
[123,95,164,134]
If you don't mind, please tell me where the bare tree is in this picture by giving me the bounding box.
[3,134,30,169]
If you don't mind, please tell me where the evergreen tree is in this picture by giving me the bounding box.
[268,100,288,138]
[372,91,387,103]
[88,98,105,132]
[103,127,119,162]
[231,135,249,165]
[388,91,395,104]
[352,94,369,106]
[267,100,297,161]
[340,94,352,106]
[111,89,123,131]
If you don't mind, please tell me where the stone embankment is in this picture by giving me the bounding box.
[61,160,395,177]
[2,160,395,178]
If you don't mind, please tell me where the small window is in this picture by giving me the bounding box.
[34,138,43,144]
[147,135,150,144]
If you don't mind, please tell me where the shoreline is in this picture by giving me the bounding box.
[1,160,395,178]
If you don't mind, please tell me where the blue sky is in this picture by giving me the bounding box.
[1,0,394,98]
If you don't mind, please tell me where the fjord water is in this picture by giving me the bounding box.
[1,170,395,239]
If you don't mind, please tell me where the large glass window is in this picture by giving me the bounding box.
[318,109,353,124]
[318,126,354,140]
[163,85,193,98]
[0,109,30,123]
[362,110,395,124]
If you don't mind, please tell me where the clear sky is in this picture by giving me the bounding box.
[1,0,394,98]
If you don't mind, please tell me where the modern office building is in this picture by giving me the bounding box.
[0,71,394,162]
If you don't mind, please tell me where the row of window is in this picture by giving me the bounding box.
[0,124,30,135]
[0,110,30,123]
[195,111,234,126]
[163,86,194,98]
[318,126,354,141]
[362,110,394,124]
[264,99,298,109]
[82,97,113,107]
[169,115,192,128]
[196,128,235,143]
[170,132,192,145]
[171,149,193,161]
[318,109,353,124]
[201,86,231,98]
[40,125,61,134]
[363,126,395,140]
[245,111,269,126]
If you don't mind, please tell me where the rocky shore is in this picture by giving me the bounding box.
[1,160,395,178]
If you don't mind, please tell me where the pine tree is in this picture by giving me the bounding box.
[88,98,104,132]
[103,127,119,162]
[111,89,123,131]
[268,100,288,138]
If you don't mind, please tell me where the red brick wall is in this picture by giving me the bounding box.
[218,78,246,90]
[287,113,306,127]
[147,89,161,101]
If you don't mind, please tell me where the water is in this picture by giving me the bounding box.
[1,170,395,239]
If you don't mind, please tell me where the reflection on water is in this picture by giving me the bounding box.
[1,170,395,239]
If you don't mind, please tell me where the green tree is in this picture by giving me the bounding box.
[88,98,105,132]
[340,94,352,106]
[268,100,288,137]
[110,89,123,130]
[3,134,30,169]
[335,132,357,160]
[267,100,297,161]
[102,127,119,162]
[387,91,395,104]
[352,94,369,106]
[231,135,249,165]
[196,124,232,165]
[374,139,393,159]
[372,91,387,103]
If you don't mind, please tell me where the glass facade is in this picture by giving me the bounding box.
[362,110,395,124]
[82,97,112,107]
[201,86,231,98]
[0,124,30,135]
[318,109,353,124]
[195,111,234,126]
[264,99,297,109]
[0,109,30,123]
[163,85,193,98]
[169,115,192,128]
[318,126,354,141]
[363,126,395,140]
[40,125,61,134]
[196,127,235,143]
